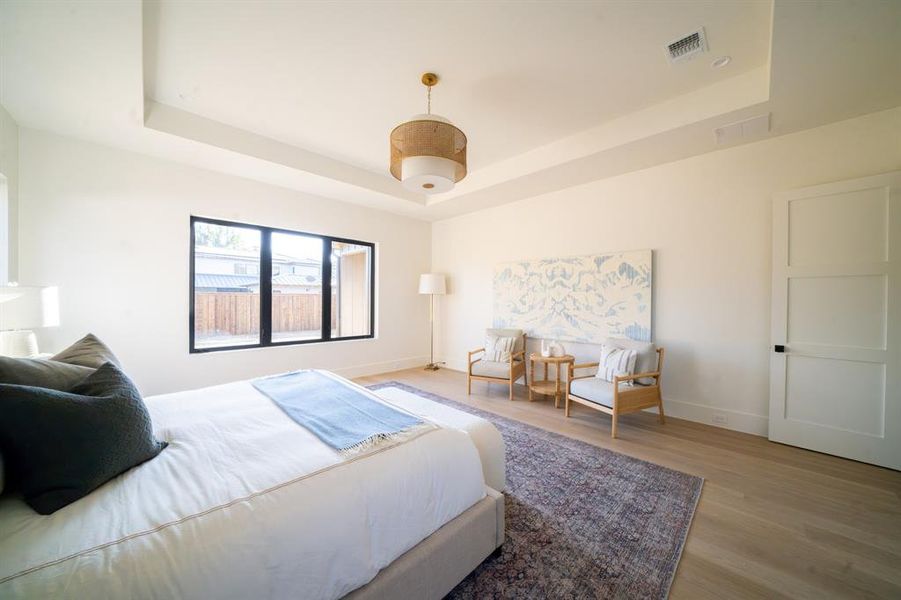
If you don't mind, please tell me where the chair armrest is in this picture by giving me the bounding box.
[509,350,525,363]
[573,362,599,370]
[468,347,485,363]
[613,371,660,384]
[569,361,599,381]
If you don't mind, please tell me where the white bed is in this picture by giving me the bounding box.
[0,373,505,599]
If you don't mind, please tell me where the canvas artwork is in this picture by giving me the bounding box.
[493,249,652,343]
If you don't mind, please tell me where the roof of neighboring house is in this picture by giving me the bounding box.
[195,246,319,265]
[273,274,320,285]
[194,273,321,289]
[194,274,258,289]
[247,275,322,287]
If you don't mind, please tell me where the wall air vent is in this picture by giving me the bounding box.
[714,113,771,145]
[665,28,708,63]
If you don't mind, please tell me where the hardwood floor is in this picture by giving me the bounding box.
[355,367,901,600]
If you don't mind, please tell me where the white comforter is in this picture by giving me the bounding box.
[0,374,487,599]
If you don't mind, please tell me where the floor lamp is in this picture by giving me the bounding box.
[419,273,446,370]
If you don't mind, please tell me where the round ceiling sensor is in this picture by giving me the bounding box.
[712,56,732,68]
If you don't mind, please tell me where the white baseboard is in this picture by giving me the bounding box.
[655,397,768,437]
[440,358,768,437]
[335,355,430,379]
[444,359,472,374]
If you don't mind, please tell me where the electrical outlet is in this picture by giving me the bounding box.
[712,413,728,426]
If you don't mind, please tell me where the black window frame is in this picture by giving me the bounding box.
[189,215,376,353]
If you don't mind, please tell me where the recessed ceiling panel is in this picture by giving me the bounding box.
[145,0,772,175]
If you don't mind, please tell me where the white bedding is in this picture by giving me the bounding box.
[0,373,494,599]
[371,385,506,492]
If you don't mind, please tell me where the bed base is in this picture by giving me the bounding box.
[346,487,505,599]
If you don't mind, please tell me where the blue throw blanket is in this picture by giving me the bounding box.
[252,370,427,454]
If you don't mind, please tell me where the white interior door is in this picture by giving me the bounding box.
[770,171,900,470]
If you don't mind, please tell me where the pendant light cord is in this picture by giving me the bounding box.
[427,84,431,115]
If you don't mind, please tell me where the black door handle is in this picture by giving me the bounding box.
[774,345,785,353]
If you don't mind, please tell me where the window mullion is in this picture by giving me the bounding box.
[321,237,332,341]
[260,228,273,346]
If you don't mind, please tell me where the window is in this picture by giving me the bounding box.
[190,217,375,353]
[234,263,259,276]
[331,242,373,339]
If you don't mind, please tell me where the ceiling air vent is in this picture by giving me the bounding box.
[665,28,708,63]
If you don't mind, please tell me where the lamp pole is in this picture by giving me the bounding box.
[426,293,438,370]
[419,273,446,371]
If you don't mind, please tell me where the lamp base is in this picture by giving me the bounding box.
[0,330,39,357]
[424,362,444,371]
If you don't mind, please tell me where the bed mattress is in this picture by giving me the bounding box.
[0,373,493,599]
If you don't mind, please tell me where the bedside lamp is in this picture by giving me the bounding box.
[0,285,60,357]
[418,273,446,371]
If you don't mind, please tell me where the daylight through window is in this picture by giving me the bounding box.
[190,217,374,352]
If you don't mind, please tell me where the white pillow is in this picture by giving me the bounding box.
[595,344,638,384]
[484,335,516,362]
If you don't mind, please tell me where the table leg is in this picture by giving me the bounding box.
[554,363,561,408]
[528,358,534,402]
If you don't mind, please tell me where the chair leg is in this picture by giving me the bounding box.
[564,395,570,417]
[611,410,619,438]
[467,375,472,395]
[508,380,514,401]
[657,393,666,424]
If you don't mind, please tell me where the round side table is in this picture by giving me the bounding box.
[528,353,575,408]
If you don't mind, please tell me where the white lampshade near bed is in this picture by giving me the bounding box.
[0,285,60,357]
[419,273,447,370]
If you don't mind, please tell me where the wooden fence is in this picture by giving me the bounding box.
[194,293,334,336]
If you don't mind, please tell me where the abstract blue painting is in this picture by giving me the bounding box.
[493,249,652,343]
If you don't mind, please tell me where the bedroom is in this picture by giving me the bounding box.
[0,0,899,598]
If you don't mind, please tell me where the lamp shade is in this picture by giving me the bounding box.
[418,274,446,295]
[0,286,60,330]
[391,114,467,195]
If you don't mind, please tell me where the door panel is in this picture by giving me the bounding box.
[771,171,900,470]
[787,275,886,349]
[785,355,885,436]
[788,187,888,266]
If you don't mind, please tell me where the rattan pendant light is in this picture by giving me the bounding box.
[390,73,467,194]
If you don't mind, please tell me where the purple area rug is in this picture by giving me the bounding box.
[368,382,703,600]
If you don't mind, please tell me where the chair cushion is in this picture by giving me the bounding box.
[595,344,637,384]
[605,337,657,385]
[484,334,516,362]
[471,360,514,379]
[487,328,523,353]
[570,378,617,408]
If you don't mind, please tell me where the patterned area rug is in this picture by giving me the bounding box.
[368,382,703,600]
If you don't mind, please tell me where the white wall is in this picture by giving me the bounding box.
[18,129,432,395]
[432,107,901,435]
[0,104,18,283]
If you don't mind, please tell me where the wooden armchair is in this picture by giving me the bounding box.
[566,347,665,438]
[467,329,527,401]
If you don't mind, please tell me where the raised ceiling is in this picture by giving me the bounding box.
[146,0,771,173]
[2,1,900,221]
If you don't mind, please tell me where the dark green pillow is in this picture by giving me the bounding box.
[0,363,167,514]
[0,356,94,391]
[51,333,120,369]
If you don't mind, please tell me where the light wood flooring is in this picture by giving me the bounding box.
[355,367,901,600]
